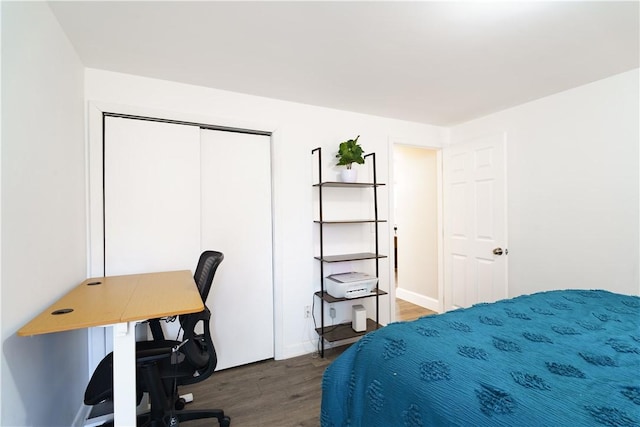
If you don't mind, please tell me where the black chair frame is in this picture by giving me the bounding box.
[84,251,229,427]
[136,308,229,427]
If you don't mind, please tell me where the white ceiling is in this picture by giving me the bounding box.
[49,1,639,126]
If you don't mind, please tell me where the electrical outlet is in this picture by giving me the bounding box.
[304,305,311,318]
[330,307,336,319]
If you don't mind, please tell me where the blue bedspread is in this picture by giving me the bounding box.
[321,290,640,426]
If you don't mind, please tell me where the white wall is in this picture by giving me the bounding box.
[84,69,447,359]
[1,3,87,426]
[450,69,640,297]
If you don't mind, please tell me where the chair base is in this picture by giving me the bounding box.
[140,409,230,427]
[96,409,230,427]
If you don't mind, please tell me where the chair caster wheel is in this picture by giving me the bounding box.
[220,416,231,427]
[174,397,186,410]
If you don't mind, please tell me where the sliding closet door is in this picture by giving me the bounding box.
[101,116,274,370]
[200,129,274,370]
[104,117,202,276]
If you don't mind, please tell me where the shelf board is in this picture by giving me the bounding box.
[314,219,387,224]
[314,252,388,262]
[314,289,388,303]
[313,181,386,188]
[316,319,382,342]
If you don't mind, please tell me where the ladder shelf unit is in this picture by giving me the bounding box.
[311,147,387,357]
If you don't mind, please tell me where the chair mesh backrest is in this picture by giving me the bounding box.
[193,251,224,303]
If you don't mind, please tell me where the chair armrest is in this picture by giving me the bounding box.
[148,318,165,340]
[146,316,178,341]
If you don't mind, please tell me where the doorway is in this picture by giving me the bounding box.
[393,144,441,313]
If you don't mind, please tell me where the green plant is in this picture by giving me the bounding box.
[335,136,364,169]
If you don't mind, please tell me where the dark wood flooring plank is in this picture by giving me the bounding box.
[181,300,432,426]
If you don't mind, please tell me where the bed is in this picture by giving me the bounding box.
[321,289,640,426]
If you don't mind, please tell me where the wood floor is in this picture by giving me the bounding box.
[395,298,436,321]
[181,299,435,426]
[181,345,346,426]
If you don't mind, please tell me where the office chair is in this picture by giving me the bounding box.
[148,251,224,340]
[84,251,230,427]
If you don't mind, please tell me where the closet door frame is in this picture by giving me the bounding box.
[86,101,282,373]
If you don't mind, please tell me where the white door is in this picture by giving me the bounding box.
[200,129,274,369]
[102,116,274,370]
[443,133,507,310]
[103,117,203,355]
[104,117,202,275]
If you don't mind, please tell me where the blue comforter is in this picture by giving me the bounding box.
[321,290,640,426]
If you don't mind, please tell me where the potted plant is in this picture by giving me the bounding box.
[335,135,364,182]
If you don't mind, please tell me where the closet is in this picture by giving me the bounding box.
[100,115,273,370]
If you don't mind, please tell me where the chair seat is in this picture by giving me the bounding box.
[84,339,203,406]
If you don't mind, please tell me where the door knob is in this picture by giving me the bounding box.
[493,247,507,256]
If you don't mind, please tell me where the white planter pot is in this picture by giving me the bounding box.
[340,168,357,183]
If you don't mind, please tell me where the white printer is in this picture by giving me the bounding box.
[325,272,378,299]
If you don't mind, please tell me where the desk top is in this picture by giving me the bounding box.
[18,270,204,336]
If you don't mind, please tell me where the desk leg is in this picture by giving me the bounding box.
[112,321,137,427]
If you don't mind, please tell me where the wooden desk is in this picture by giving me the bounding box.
[19,270,204,426]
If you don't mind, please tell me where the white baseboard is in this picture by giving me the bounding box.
[280,339,319,360]
[396,287,440,313]
[280,335,362,360]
